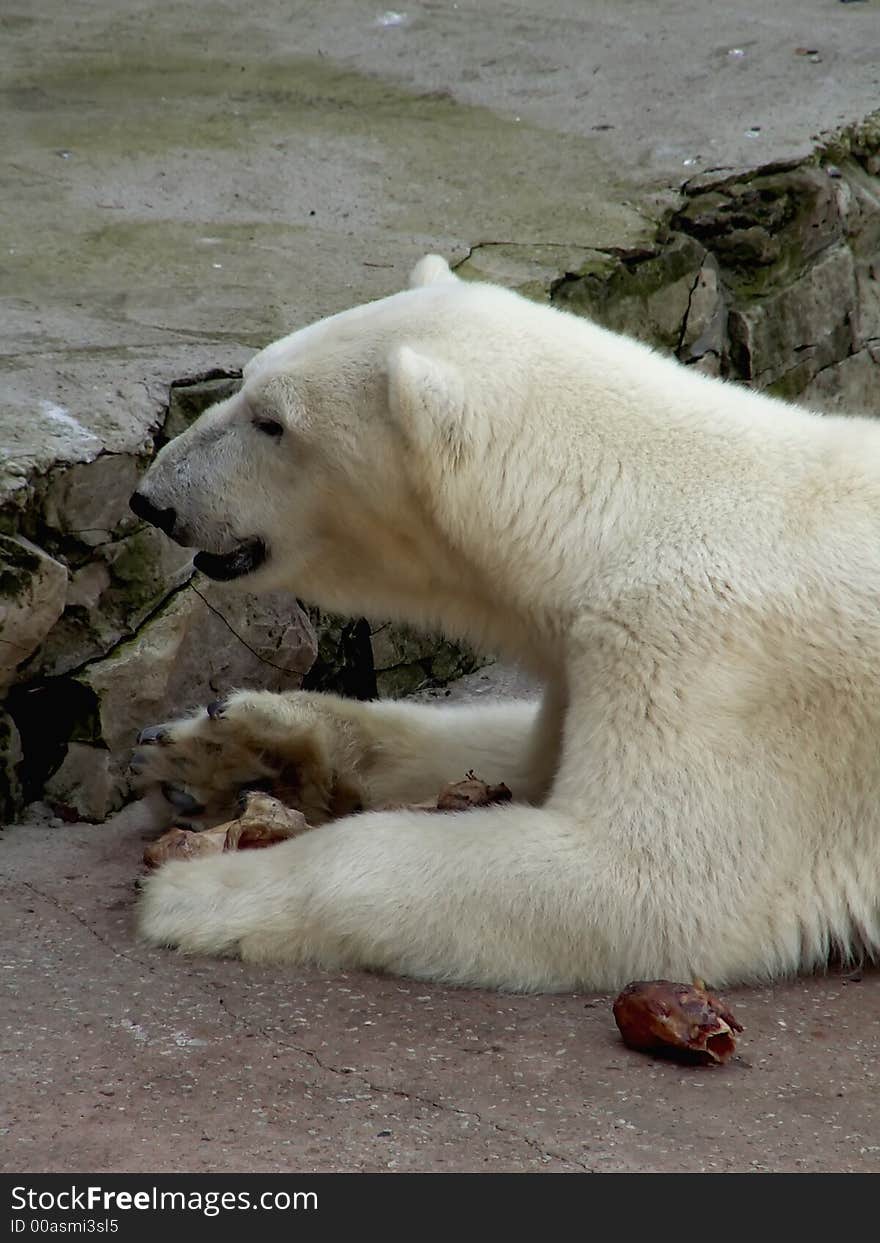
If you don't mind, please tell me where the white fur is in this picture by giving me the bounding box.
[408,254,458,288]
[134,255,880,990]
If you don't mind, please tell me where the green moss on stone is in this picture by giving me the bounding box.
[764,365,815,402]
[0,534,42,600]
[304,608,483,700]
[552,235,705,351]
[109,528,180,614]
[163,375,242,441]
[673,169,843,302]
[376,662,430,698]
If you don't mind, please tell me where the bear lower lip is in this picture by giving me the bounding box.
[193,538,268,581]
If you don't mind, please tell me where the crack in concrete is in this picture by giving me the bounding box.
[8,880,602,1170]
[215,996,594,1172]
[20,879,157,972]
[9,873,593,1168]
[456,238,595,255]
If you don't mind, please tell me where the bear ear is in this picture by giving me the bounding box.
[387,345,469,461]
[408,254,458,289]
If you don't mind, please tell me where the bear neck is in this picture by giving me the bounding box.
[410,339,824,673]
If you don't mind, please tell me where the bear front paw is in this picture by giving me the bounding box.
[130,690,364,827]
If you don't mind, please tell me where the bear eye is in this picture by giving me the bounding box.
[254,417,283,439]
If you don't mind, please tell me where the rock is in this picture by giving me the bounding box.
[0,354,258,820]
[673,167,846,295]
[66,562,112,611]
[43,742,119,823]
[728,245,857,390]
[42,455,144,548]
[455,243,610,303]
[553,234,707,352]
[33,526,194,679]
[0,534,68,692]
[5,579,316,816]
[370,623,444,673]
[854,255,880,348]
[798,346,880,416]
[82,578,316,766]
[668,161,874,400]
[0,358,164,519]
[13,581,313,822]
[678,254,727,366]
[848,167,880,346]
[547,153,878,404]
[163,373,242,441]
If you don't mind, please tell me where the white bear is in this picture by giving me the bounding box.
[130,255,880,991]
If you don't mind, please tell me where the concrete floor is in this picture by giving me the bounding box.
[4,0,880,1173]
[2,796,878,1174]
[5,0,880,408]
[3,668,879,1174]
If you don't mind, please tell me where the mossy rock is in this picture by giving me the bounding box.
[725,245,856,388]
[0,532,43,600]
[304,608,485,700]
[552,235,705,351]
[32,525,193,678]
[672,168,845,300]
[163,373,243,441]
[455,243,609,303]
[0,534,68,692]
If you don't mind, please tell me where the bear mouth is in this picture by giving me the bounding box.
[193,537,268,581]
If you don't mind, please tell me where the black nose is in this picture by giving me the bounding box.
[130,492,177,535]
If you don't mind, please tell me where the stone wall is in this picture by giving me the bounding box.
[0,368,318,821]
[460,119,880,416]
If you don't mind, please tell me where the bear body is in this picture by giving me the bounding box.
[131,257,880,990]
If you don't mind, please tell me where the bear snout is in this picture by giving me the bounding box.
[130,491,178,537]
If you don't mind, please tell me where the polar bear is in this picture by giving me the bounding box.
[129,254,880,991]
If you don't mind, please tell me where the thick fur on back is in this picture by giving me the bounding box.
[132,256,880,990]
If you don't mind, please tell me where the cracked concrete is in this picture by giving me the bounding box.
[2,796,878,1173]
[3,667,879,1173]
